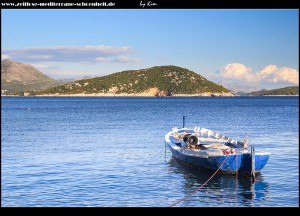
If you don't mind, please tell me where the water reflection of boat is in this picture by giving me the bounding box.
[168,157,270,206]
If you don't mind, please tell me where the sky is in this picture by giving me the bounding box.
[2,9,299,89]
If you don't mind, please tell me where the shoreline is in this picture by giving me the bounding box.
[1,94,299,97]
[2,91,235,97]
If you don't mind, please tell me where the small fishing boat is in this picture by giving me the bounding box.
[165,119,270,178]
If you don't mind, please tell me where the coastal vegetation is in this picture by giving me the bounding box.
[2,60,298,97]
[249,86,299,96]
[34,65,231,96]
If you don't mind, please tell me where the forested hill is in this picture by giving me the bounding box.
[249,86,299,96]
[35,65,232,96]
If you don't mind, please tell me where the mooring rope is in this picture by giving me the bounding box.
[236,149,238,179]
[164,142,167,159]
[168,155,229,207]
[235,149,239,205]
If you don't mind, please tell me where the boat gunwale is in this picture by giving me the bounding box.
[165,129,272,156]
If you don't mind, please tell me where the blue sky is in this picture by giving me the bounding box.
[2,9,299,89]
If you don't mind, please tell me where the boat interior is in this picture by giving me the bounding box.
[170,127,249,153]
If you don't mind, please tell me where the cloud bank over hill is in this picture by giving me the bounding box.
[219,63,299,85]
[2,47,298,88]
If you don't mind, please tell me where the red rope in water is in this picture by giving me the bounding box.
[236,149,238,179]
[169,155,229,207]
[236,149,239,205]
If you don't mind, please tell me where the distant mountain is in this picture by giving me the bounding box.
[57,78,77,83]
[57,76,93,84]
[35,65,233,96]
[248,86,299,96]
[219,80,263,94]
[1,59,62,94]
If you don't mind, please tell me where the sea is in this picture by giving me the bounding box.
[1,96,299,207]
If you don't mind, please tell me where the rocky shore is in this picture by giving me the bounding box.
[33,92,234,97]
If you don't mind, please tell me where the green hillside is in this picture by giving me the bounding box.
[249,86,299,96]
[35,65,231,96]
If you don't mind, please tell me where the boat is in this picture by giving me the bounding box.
[165,120,270,178]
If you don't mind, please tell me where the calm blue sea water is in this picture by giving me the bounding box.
[1,96,299,207]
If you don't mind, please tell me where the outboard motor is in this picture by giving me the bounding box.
[183,133,190,143]
[183,134,198,146]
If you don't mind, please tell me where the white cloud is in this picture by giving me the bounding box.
[2,45,140,63]
[95,57,111,62]
[114,55,140,63]
[256,65,278,79]
[218,63,299,86]
[271,67,299,84]
[220,63,255,82]
[1,54,10,60]
[256,65,298,84]
[95,55,140,63]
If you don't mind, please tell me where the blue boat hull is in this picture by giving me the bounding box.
[167,144,270,175]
